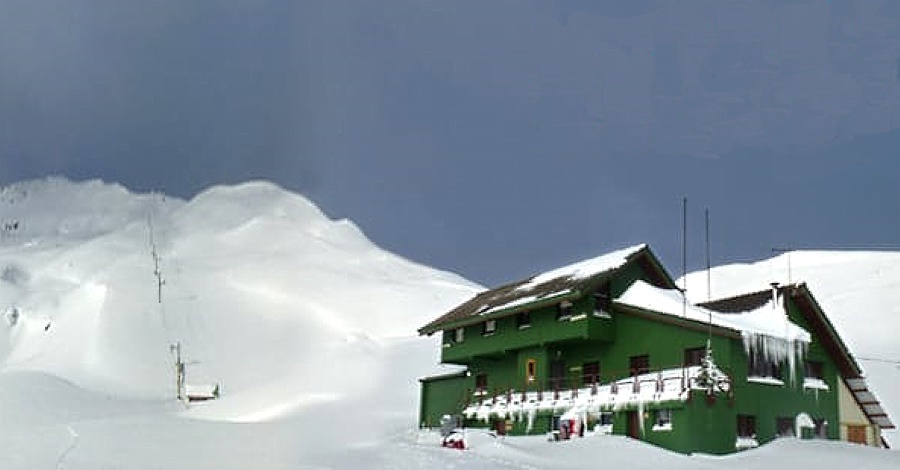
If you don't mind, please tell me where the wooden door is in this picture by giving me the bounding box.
[627,411,641,439]
[847,425,867,445]
[550,359,566,390]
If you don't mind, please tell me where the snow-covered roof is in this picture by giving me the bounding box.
[419,244,673,334]
[615,280,811,343]
[518,244,648,292]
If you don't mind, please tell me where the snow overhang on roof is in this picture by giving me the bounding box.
[845,377,895,429]
[418,244,668,335]
[615,280,811,344]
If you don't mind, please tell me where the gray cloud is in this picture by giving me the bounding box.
[0,0,318,196]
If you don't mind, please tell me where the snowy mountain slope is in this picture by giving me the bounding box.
[0,177,481,414]
[682,251,900,443]
[0,177,896,468]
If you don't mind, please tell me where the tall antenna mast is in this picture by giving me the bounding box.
[681,197,687,318]
[705,208,713,349]
[705,208,711,302]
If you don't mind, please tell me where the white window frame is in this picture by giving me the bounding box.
[652,409,673,431]
[483,319,496,336]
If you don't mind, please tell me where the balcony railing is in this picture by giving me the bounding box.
[461,363,733,422]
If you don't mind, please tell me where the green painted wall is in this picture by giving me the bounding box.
[419,374,472,429]
[725,296,841,446]
[440,296,613,365]
[419,266,842,455]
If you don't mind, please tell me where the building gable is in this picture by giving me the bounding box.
[701,283,894,432]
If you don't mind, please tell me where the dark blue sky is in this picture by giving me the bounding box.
[2,0,899,286]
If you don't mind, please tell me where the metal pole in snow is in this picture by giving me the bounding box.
[172,341,184,401]
[705,209,711,302]
[682,197,687,318]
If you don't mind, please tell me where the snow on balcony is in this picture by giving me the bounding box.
[461,365,730,432]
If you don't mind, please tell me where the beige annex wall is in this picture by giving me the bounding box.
[838,377,882,447]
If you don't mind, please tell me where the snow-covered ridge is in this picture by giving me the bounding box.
[0,178,481,417]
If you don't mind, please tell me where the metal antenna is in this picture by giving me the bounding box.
[705,208,711,302]
[705,208,713,348]
[681,197,687,318]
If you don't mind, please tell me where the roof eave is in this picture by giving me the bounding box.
[419,289,583,335]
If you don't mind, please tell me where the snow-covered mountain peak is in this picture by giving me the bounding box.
[175,180,331,231]
[0,177,481,416]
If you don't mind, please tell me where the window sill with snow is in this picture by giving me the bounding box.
[747,376,784,386]
[735,437,759,450]
[803,378,829,391]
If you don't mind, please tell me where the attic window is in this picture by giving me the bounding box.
[748,350,782,382]
[516,312,531,329]
[557,301,574,321]
[454,327,465,343]
[482,319,496,336]
[805,361,824,380]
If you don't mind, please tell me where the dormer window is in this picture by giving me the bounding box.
[557,301,574,321]
[482,319,496,336]
[516,311,531,329]
[454,327,465,343]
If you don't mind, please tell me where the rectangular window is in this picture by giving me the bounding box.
[516,311,531,329]
[475,373,488,392]
[482,319,496,336]
[737,415,756,438]
[593,283,611,317]
[599,412,614,426]
[582,362,600,386]
[805,360,824,380]
[813,418,828,439]
[748,350,782,380]
[454,327,465,343]
[556,301,574,321]
[630,354,650,376]
[776,417,794,437]
[683,347,706,367]
[526,359,537,383]
[653,409,673,430]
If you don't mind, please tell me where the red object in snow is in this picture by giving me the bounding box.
[441,431,466,450]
